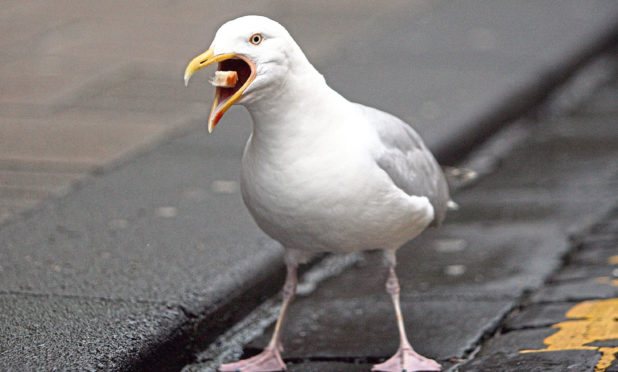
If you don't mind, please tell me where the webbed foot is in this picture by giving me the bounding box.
[219,346,286,372]
[372,345,440,372]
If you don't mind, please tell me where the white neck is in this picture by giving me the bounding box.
[245,68,348,146]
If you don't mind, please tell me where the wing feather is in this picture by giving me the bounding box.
[357,104,450,226]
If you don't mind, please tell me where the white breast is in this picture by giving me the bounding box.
[240,105,434,255]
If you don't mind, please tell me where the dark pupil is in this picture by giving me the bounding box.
[253,35,260,43]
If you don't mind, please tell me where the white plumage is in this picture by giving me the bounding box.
[185,15,448,372]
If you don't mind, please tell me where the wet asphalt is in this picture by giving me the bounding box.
[0,2,617,372]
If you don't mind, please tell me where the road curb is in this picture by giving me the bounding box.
[2,8,617,372]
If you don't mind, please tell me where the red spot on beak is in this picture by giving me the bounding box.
[213,111,224,126]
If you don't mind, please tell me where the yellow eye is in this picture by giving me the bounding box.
[250,33,263,45]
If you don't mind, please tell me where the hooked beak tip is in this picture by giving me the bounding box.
[184,48,215,87]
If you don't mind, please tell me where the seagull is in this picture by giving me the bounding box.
[184,15,449,372]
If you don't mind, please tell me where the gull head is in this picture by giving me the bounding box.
[184,15,305,133]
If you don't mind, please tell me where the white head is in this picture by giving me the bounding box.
[184,15,316,132]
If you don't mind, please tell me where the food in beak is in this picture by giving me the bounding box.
[184,51,256,132]
[211,71,239,88]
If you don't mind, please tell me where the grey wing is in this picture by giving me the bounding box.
[357,104,450,226]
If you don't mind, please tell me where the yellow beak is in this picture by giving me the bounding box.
[184,48,256,133]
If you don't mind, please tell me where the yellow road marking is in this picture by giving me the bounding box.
[520,298,618,371]
[608,255,618,265]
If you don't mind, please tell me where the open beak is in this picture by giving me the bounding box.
[184,49,257,133]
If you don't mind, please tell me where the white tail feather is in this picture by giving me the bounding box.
[447,200,459,210]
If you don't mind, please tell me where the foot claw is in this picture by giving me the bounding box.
[372,346,440,372]
[219,347,286,372]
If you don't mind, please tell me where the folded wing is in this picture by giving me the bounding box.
[358,104,450,226]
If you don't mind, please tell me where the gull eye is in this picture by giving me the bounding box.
[250,33,263,45]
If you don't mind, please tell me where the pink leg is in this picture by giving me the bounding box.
[372,267,441,372]
[219,264,297,372]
